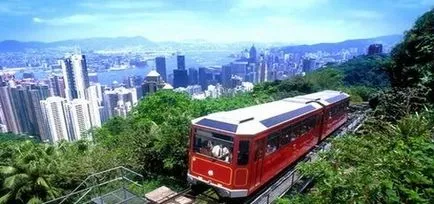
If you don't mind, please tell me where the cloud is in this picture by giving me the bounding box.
[32,14,101,25]
[32,10,200,26]
[32,17,43,23]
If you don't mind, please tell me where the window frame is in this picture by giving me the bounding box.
[266,131,281,155]
[193,129,234,163]
[237,140,250,166]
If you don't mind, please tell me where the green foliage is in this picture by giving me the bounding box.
[282,113,434,204]
[0,139,121,203]
[370,86,431,122]
[328,54,391,87]
[388,8,434,101]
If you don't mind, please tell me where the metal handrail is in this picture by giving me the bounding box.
[43,166,144,204]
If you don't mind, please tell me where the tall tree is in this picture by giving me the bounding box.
[388,9,434,100]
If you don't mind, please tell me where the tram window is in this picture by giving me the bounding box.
[193,129,233,163]
[237,141,250,165]
[266,132,280,155]
[281,126,292,146]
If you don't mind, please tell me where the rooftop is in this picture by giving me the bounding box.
[147,70,160,77]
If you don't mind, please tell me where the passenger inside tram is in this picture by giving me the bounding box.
[195,130,233,163]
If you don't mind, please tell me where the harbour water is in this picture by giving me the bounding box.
[14,50,236,86]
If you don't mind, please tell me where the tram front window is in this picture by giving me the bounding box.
[193,129,233,163]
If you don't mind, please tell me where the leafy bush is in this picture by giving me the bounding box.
[281,112,434,204]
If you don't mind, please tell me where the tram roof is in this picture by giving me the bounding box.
[192,98,323,135]
[292,90,350,105]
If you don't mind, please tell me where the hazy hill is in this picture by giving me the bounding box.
[0,36,156,52]
[278,35,403,53]
[0,35,402,52]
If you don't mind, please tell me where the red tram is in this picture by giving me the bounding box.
[187,90,350,198]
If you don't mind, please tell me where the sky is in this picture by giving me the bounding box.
[0,0,433,44]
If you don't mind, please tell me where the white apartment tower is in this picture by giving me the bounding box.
[61,54,90,100]
[68,99,93,140]
[40,97,71,143]
[86,84,103,127]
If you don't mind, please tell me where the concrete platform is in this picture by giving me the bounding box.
[145,186,193,204]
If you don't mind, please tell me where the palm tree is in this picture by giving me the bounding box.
[0,141,59,204]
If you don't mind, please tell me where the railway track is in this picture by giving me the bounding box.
[159,104,369,204]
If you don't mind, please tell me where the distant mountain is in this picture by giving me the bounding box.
[0,36,156,52]
[277,35,403,53]
[0,35,403,53]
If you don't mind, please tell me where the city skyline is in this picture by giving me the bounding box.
[0,0,432,44]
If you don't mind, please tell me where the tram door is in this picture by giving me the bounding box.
[253,138,265,186]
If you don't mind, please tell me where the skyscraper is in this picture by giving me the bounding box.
[198,67,211,91]
[177,55,186,70]
[61,54,90,100]
[231,61,248,80]
[28,84,50,138]
[249,45,257,64]
[188,68,198,85]
[302,58,316,73]
[221,65,232,89]
[155,57,167,81]
[124,75,143,88]
[40,97,71,142]
[0,86,20,133]
[367,44,383,55]
[86,84,103,127]
[173,69,188,88]
[49,75,66,97]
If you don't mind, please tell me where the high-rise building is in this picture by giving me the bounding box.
[124,75,143,88]
[221,65,232,89]
[0,104,7,133]
[0,86,20,133]
[302,58,316,73]
[103,91,118,118]
[61,54,90,100]
[198,67,212,91]
[155,57,167,81]
[67,99,93,141]
[249,45,257,64]
[49,75,66,97]
[188,68,198,85]
[0,83,49,136]
[28,84,50,139]
[367,44,383,55]
[231,62,248,80]
[40,97,71,143]
[177,55,186,70]
[173,69,188,88]
[86,84,103,127]
[142,70,165,96]
[103,87,138,118]
[259,62,267,83]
